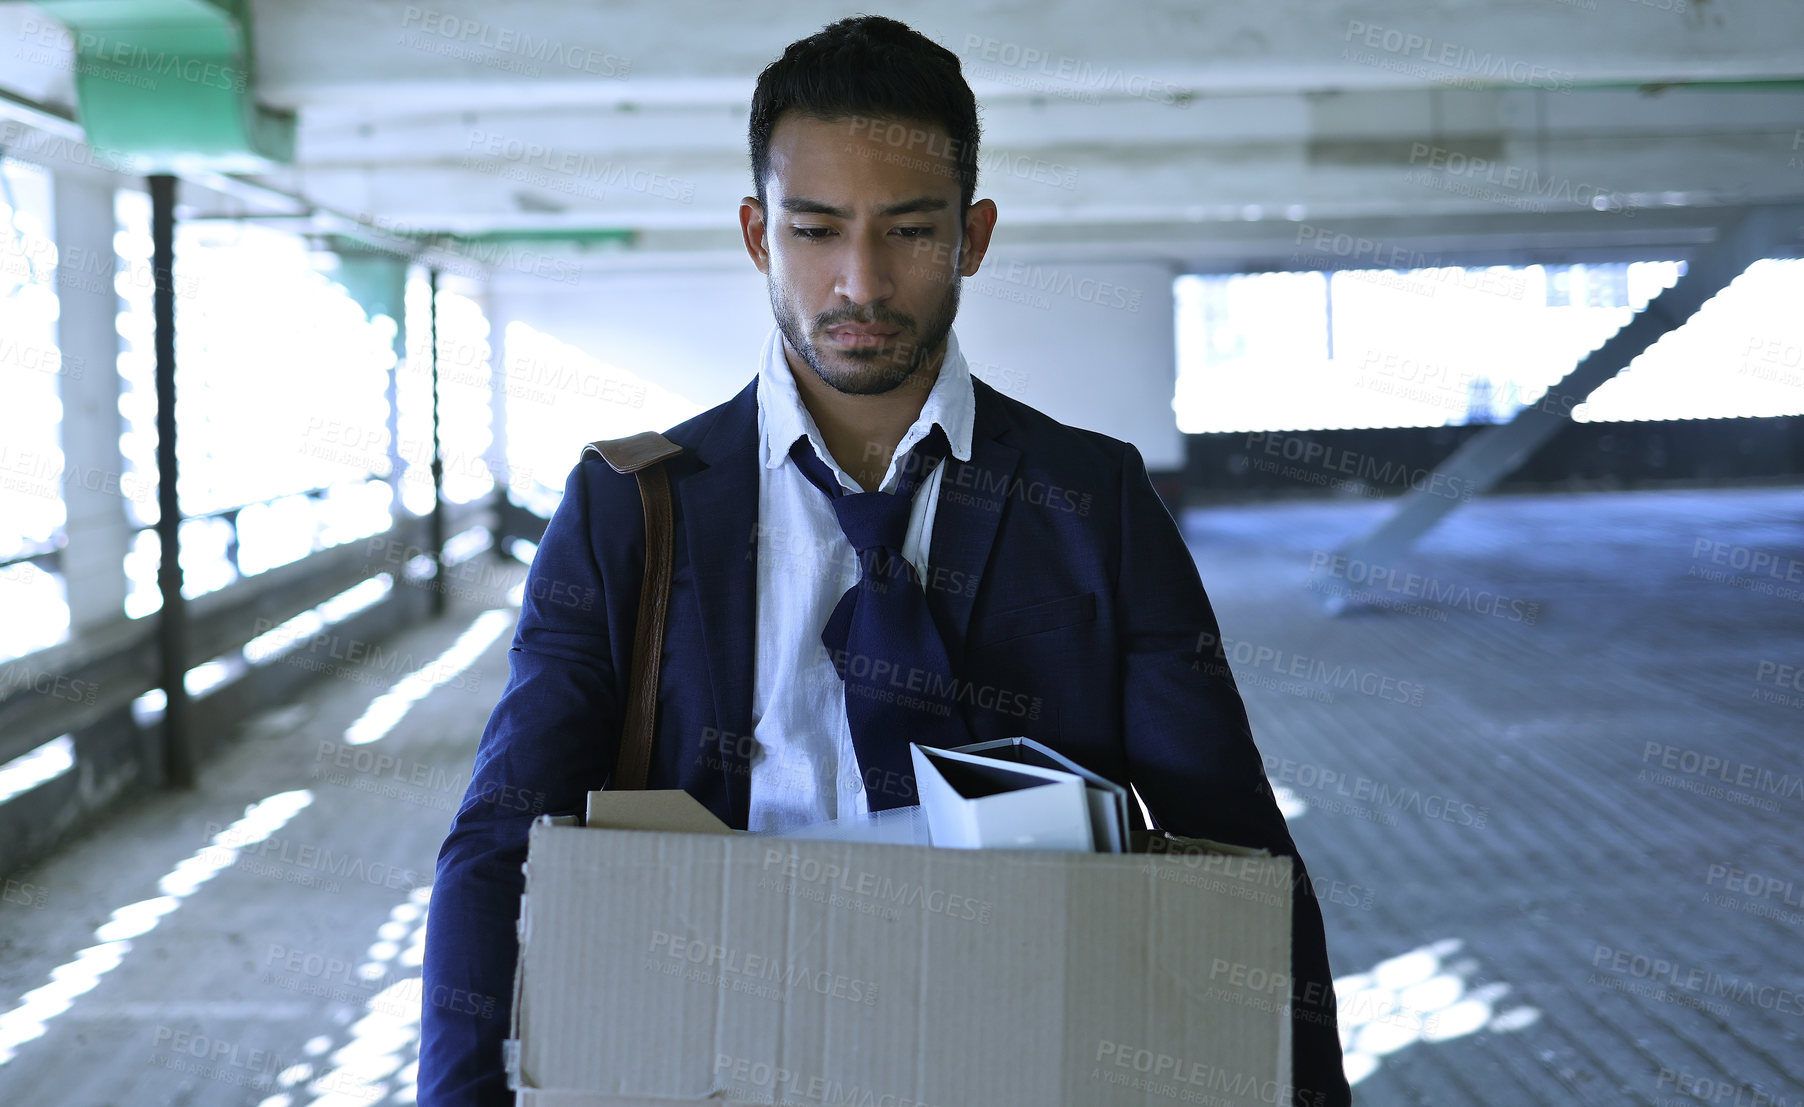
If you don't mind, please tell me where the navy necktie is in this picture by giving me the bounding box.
[787,427,972,809]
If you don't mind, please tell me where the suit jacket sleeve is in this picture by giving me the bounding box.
[1113,443,1352,1107]
[418,457,624,1106]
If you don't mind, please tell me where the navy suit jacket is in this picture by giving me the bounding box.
[419,375,1350,1106]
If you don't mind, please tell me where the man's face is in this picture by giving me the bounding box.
[741,113,996,396]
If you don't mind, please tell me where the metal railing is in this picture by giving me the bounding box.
[0,491,500,878]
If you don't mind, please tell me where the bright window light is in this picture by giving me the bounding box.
[502,320,704,504]
[1169,258,1802,434]
[1578,258,1804,422]
[412,283,500,507]
[114,191,401,619]
[0,734,75,806]
[0,155,71,661]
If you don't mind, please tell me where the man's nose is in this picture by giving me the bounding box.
[835,237,895,306]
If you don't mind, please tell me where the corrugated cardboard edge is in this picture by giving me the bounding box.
[510,802,732,1098]
[1143,837,1295,1090]
[509,822,766,1107]
[508,815,579,1093]
[1056,848,1292,1104]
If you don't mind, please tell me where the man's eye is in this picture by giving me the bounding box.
[791,227,832,239]
[895,226,933,237]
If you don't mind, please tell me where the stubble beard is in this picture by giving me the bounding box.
[770,273,962,398]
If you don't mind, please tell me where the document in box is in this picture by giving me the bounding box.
[909,742,1095,850]
[955,737,1131,853]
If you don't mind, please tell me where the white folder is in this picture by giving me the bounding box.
[954,737,1131,853]
[909,743,1093,851]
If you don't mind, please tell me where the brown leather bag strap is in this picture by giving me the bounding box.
[584,431,685,790]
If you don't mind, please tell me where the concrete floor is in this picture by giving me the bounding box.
[1189,486,1804,1105]
[0,485,1799,1105]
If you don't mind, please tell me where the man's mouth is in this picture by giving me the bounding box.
[825,324,900,347]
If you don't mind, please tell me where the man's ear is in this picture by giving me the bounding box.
[740,196,771,274]
[958,199,999,277]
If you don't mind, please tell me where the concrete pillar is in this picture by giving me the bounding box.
[939,256,1186,471]
[51,170,130,633]
[480,287,512,498]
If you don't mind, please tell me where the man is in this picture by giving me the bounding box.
[420,15,1349,1106]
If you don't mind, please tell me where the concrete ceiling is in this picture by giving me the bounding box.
[4,0,1803,270]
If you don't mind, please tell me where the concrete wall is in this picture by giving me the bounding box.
[954,256,1182,470]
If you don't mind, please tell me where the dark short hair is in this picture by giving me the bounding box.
[748,15,981,212]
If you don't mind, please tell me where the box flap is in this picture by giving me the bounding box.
[584,790,733,834]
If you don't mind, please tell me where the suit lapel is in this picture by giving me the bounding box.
[675,379,760,826]
[929,378,1020,665]
[677,375,1017,823]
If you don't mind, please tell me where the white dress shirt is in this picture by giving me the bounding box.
[747,323,976,832]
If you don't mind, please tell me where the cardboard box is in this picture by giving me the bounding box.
[510,792,1294,1106]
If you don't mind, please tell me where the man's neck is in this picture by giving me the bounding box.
[784,340,945,492]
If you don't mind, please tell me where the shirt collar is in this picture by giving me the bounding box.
[756,322,975,493]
